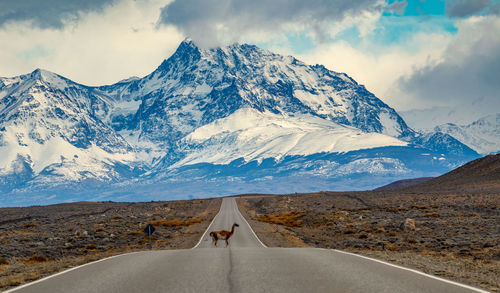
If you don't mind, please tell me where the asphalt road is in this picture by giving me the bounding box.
[8,198,486,293]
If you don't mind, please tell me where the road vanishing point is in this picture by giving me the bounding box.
[7,198,487,293]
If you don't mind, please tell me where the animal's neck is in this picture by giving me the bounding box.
[230,224,236,235]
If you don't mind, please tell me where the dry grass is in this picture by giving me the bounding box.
[0,252,119,290]
[149,217,204,227]
[0,198,222,291]
[85,244,98,250]
[23,255,49,264]
[424,212,440,217]
[128,231,143,236]
[257,211,306,227]
[23,222,37,228]
[356,250,500,292]
[239,190,500,291]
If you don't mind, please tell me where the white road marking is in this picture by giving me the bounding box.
[4,251,142,293]
[6,198,227,291]
[234,198,267,248]
[193,197,267,248]
[5,197,486,293]
[325,249,489,293]
[192,199,224,249]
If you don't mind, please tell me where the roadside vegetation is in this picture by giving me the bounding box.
[0,198,220,291]
[238,192,499,292]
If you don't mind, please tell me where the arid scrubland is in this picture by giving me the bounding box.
[238,191,499,292]
[0,198,220,291]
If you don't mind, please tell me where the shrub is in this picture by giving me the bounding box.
[385,243,401,251]
[411,205,428,210]
[24,222,37,228]
[149,217,204,227]
[256,211,306,227]
[85,244,97,250]
[384,207,400,212]
[425,212,440,218]
[24,255,48,264]
[405,238,418,244]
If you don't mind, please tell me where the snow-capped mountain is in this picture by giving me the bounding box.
[0,40,480,205]
[0,69,142,190]
[434,114,500,155]
[101,40,413,142]
[400,97,500,131]
[170,107,408,167]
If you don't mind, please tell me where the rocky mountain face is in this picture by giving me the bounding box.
[0,40,480,205]
[0,69,141,190]
[433,114,500,155]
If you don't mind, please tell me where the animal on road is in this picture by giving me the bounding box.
[209,223,239,247]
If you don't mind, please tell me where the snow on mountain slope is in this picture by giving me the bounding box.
[100,39,414,150]
[400,97,500,131]
[0,40,482,204]
[434,114,500,155]
[173,107,408,166]
[0,69,140,184]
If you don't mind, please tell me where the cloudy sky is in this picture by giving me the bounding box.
[0,0,498,122]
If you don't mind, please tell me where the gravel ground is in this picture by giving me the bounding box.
[237,192,500,292]
[0,198,221,291]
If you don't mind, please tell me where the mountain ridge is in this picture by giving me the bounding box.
[0,39,480,205]
[434,113,500,155]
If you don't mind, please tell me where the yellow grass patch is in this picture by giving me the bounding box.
[23,255,49,264]
[149,217,204,227]
[24,222,37,228]
[85,244,98,250]
[425,212,440,218]
[257,211,306,227]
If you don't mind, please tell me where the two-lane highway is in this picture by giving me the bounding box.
[194,196,264,249]
[7,198,487,293]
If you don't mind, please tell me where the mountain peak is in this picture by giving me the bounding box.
[181,37,195,45]
[31,68,59,81]
[177,37,200,52]
[29,68,72,89]
[0,40,485,204]
[156,38,201,72]
[31,68,50,79]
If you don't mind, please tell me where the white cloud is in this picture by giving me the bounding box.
[1,0,497,127]
[0,0,183,85]
[157,0,390,47]
[296,31,452,110]
[293,14,500,122]
[395,15,500,115]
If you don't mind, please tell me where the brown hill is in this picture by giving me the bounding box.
[406,153,500,194]
[374,177,434,191]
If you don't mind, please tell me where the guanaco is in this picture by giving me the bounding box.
[209,223,239,247]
